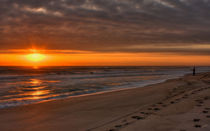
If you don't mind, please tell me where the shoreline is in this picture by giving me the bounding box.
[0,72,188,110]
[0,72,210,131]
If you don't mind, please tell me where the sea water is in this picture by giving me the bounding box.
[0,66,209,108]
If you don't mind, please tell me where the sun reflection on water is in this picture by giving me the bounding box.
[26,79,49,100]
[30,79,42,86]
[33,66,39,69]
[5,78,60,101]
[30,90,50,100]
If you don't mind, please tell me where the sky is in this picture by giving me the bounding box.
[1,0,210,66]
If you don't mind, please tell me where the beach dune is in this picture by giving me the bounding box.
[0,73,210,131]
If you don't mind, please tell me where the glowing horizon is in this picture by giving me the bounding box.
[0,49,210,66]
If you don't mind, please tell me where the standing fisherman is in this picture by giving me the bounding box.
[193,66,196,76]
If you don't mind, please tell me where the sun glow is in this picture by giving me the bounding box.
[1,49,210,66]
[26,53,46,62]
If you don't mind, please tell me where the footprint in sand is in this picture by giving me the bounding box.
[205,107,210,110]
[152,104,156,107]
[140,112,150,115]
[121,119,130,126]
[145,112,151,115]
[206,115,210,118]
[175,98,180,101]
[191,92,195,94]
[140,111,145,114]
[157,102,163,105]
[195,100,204,105]
[123,122,130,126]
[170,101,175,104]
[196,104,203,107]
[195,99,201,102]
[202,110,208,114]
[154,108,160,111]
[162,104,167,107]
[194,124,202,128]
[183,96,188,99]
[204,97,209,100]
[115,125,122,128]
[131,116,145,120]
[122,119,127,122]
[148,108,152,110]
[193,119,200,122]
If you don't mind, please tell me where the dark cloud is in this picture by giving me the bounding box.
[1,0,210,54]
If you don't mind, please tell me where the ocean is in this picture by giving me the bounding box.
[0,66,210,109]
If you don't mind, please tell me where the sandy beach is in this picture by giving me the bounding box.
[0,72,210,131]
[2,0,210,130]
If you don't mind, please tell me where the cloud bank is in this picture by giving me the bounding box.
[1,0,210,55]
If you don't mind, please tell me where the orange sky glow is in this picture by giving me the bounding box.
[0,49,210,66]
[1,1,210,67]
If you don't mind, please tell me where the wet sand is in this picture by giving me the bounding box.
[0,72,210,131]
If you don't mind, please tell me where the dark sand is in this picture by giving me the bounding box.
[1,73,210,131]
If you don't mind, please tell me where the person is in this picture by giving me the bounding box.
[193,66,196,76]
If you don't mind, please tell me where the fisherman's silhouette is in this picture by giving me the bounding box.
[193,66,196,76]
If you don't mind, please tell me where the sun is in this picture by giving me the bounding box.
[26,53,45,62]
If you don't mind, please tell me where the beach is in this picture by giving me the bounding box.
[2,0,210,130]
[0,72,210,131]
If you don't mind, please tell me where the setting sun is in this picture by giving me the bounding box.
[26,53,46,62]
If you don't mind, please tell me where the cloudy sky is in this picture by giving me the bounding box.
[1,0,210,66]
